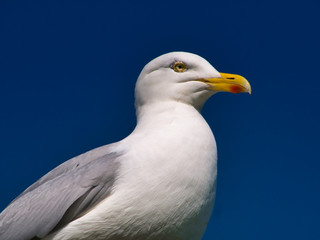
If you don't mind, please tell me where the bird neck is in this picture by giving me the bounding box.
[134,101,204,133]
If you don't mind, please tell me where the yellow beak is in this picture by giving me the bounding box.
[197,73,251,94]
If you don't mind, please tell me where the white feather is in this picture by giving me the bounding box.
[46,52,219,240]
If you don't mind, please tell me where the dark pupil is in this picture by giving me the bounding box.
[178,65,182,68]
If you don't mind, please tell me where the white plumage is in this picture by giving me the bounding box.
[0,52,251,240]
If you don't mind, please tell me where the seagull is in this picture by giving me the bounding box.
[0,52,251,240]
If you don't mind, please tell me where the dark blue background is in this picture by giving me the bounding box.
[1,1,319,239]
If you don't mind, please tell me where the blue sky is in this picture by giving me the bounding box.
[0,0,319,239]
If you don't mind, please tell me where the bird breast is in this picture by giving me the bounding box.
[50,102,217,240]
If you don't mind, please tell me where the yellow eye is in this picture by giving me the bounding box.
[173,62,187,73]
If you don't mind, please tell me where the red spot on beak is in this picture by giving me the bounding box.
[230,85,243,94]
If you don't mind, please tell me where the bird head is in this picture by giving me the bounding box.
[135,52,251,111]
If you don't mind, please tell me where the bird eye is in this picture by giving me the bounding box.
[173,62,187,73]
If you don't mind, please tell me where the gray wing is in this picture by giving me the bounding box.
[0,145,122,240]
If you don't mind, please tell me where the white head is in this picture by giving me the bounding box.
[135,52,251,111]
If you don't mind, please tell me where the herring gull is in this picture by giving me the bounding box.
[0,52,251,240]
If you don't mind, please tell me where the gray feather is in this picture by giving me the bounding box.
[0,145,122,240]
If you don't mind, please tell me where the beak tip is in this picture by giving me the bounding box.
[245,82,252,95]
